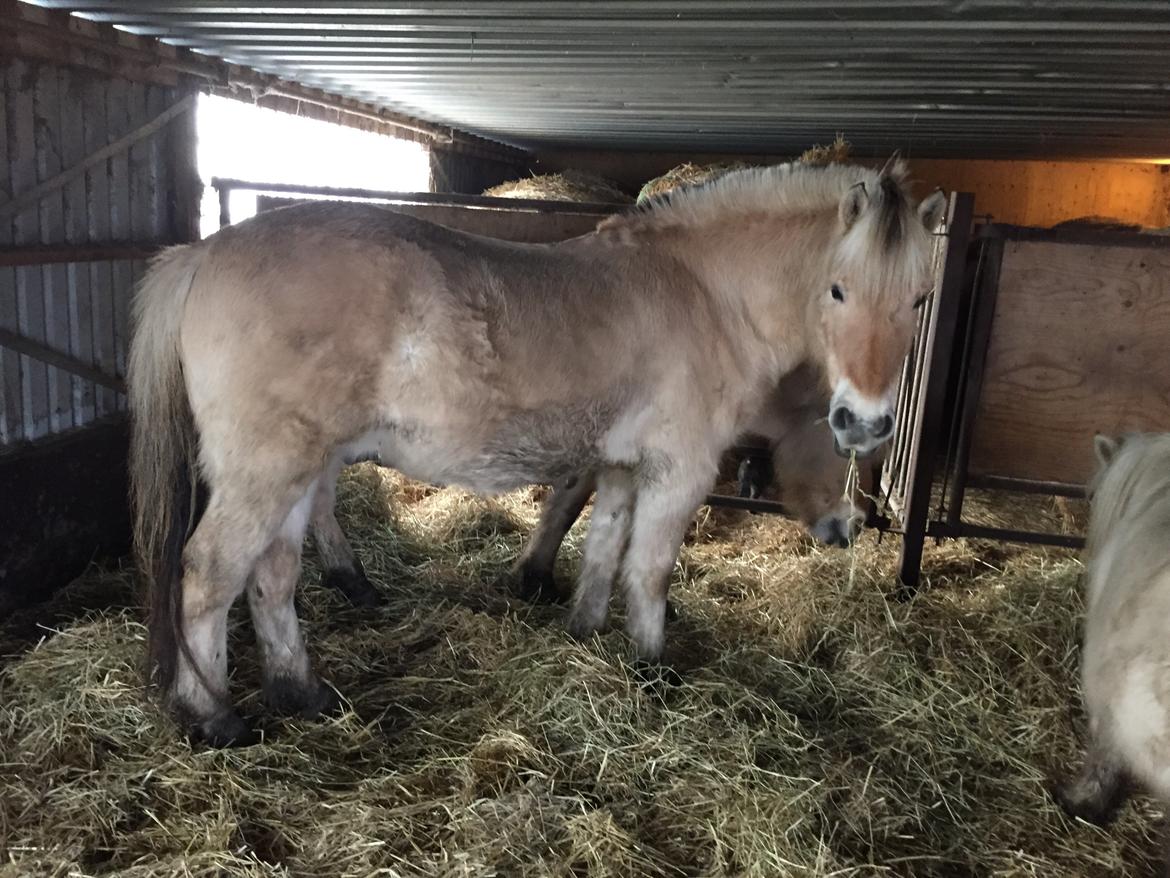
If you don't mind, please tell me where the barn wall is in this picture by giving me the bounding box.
[0,56,191,447]
[534,149,1170,228]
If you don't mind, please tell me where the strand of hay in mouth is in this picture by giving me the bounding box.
[0,464,1159,876]
[483,170,633,205]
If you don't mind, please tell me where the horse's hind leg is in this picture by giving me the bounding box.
[248,480,339,718]
[174,481,307,746]
[310,454,380,608]
[1054,737,1131,826]
[510,471,596,604]
[620,475,711,662]
[566,469,635,640]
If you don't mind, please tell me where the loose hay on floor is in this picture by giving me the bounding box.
[0,465,1161,877]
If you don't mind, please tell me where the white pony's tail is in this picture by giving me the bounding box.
[127,243,204,691]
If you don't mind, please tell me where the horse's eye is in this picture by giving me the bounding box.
[830,284,845,303]
[912,291,931,310]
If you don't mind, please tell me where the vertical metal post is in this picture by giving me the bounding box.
[896,192,976,594]
[217,183,231,230]
[945,230,1005,530]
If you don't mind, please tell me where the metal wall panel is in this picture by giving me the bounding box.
[27,1,1170,159]
[0,56,180,445]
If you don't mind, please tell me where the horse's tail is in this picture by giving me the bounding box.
[128,243,204,692]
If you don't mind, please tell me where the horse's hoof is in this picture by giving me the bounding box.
[322,564,381,608]
[266,675,341,720]
[517,566,565,605]
[191,710,258,748]
[566,605,607,641]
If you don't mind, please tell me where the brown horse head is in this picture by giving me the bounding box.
[821,162,946,457]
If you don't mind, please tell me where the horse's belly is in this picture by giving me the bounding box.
[341,420,590,495]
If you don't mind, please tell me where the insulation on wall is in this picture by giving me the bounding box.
[0,57,184,446]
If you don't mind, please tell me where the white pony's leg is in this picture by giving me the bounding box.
[247,479,339,718]
[510,471,596,603]
[310,454,380,607]
[175,481,304,745]
[620,477,710,662]
[567,469,635,640]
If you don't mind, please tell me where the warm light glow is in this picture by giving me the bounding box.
[195,94,431,238]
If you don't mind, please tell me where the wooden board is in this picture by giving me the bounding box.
[969,238,1170,485]
[255,194,607,244]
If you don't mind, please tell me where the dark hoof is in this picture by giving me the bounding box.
[631,660,684,690]
[516,565,565,605]
[190,709,258,748]
[265,676,342,720]
[322,563,380,608]
[1051,774,1129,827]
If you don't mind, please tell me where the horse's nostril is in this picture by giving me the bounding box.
[829,406,855,431]
[872,414,894,440]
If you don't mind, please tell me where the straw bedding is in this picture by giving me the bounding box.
[0,465,1160,877]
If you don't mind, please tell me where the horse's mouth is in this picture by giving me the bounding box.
[833,437,875,461]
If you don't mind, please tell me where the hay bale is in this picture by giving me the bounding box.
[798,133,852,167]
[634,136,852,206]
[483,170,633,205]
[636,161,753,204]
[0,467,1158,876]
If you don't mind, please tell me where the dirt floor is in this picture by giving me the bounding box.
[0,465,1160,877]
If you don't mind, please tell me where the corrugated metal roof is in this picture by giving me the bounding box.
[29,1,1170,158]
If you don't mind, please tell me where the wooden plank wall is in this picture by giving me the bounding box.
[0,57,180,444]
[969,236,1170,485]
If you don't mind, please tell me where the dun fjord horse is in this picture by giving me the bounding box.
[501,361,873,606]
[309,361,871,610]
[1056,433,1170,873]
[129,160,944,745]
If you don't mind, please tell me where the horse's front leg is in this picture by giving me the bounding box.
[309,454,380,608]
[510,470,596,603]
[620,468,712,663]
[566,468,635,640]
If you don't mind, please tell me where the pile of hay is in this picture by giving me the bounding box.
[798,133,852,167]
[483,170,633,205]
[636,161,753,204]
[635,135,853,205]
[0,466,1159,876]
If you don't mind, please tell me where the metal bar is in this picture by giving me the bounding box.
[209,177,620,215]
[218,186,232,230]
[0,93,197,224]
[896,192,976,593]
[964,474,1086,498]
[925,521,1084,550]
[704,493,792,517]
[946,234,1006,528]
[0,327,125,395]
[0,242,170,267]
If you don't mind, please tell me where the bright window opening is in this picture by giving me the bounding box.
[195,93,431,238]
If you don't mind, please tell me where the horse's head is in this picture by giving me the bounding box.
[821,163,947,457]
[770,412,876,549]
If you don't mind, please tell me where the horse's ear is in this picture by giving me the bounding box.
[1094,433,1119,466]
[839,182,868,230]
[918,189,947,232]
[878,151,903,178]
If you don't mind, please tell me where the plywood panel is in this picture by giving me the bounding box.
[969,239,1170,485]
